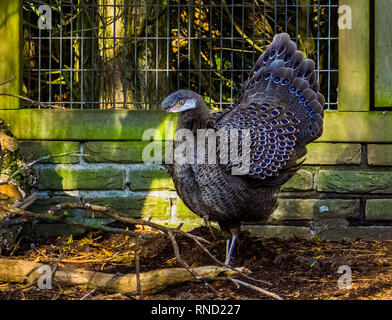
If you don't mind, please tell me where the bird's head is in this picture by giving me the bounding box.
[161,89,200,113]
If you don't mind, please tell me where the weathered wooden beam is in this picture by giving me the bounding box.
[375,0,392,107]
[0,0,22,109]
[0,109,391,143]
[338,0,370,111]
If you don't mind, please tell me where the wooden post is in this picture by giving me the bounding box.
[375,0,392,108]
[338,0,370,111]
[0,0,22,109]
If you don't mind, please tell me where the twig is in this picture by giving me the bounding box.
[0,77,16,87]
[11,193,38,209]
[135,234,143,300]
[199,276,283,300]
[0,205,152,238]
[0,92,64,109]
[0,217,29,228]
[192,236,272,286]
[167,229,218,296]
[221,0,263,52]
[0,152,89,185]
[51,202,210,244]
[80,272,121,300]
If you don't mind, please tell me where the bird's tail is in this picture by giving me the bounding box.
[241,33,325,143]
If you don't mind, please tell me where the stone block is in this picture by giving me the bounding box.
[368,144,392,166]
[19,141,80,163]
[317,170,392,193]
[305,143,361,165]
[366,199,392,220]
[38,169,125,190]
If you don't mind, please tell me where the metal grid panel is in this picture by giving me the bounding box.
[23,0,338,110]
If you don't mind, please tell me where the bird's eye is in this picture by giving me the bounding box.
[179,100,185,105]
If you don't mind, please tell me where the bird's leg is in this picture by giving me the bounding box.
[225,232,239,266]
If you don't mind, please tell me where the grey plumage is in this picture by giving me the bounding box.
[162,33,325,264]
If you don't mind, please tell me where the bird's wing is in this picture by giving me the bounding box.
[211,33,325,187]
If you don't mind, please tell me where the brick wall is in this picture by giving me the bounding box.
[19,138,392,241]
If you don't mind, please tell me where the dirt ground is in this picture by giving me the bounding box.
[1,226,392,300]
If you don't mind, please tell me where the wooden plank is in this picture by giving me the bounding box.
[375,0,392,107]
[0,0,22,109]
[0,110,391,143]
[338,0,370,111]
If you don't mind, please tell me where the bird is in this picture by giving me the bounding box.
[161,33,325,265]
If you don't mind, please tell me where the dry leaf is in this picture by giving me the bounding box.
[0,133,18,152]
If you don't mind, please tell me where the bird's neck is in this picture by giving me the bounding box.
[177,100,211,132]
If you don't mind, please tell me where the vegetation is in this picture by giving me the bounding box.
[22,0,338,110]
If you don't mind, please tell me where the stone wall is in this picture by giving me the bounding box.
[19,138,392,241]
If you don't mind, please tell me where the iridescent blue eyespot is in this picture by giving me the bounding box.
[307,106,312,111]
[265,73,271,80]
[270,145,277,150]
[311,112,316,117]
[257,146,264,152]
[254,65,261,73]
[284,55,292,62]
[290,86,296,92]
[311,118,315,123]
[267,154,274,159]
[269,139,276,144]
[282,79,290,85]
[269,132,276,138]
[294,62,301,69]
[255,167,262,173]
[273,76,281,83]
[277,129,284,134]
[260,106,268,112]
[287,127,295,132]
[297,91,303,96]
[299,96,306,102]
[270,50,276,58]
[271,111,279,117]
[281,119,289,125]
[263,55,269,63]
[271,120,278,126]
[265,159,271,164]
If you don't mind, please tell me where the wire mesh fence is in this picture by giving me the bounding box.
[23,0,339,110]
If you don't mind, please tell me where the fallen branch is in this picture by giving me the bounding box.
[199,276,283,300]
[49,202,210,244]
[49,202,271,286]
[0,205,152,238]
[0,258,244,295]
